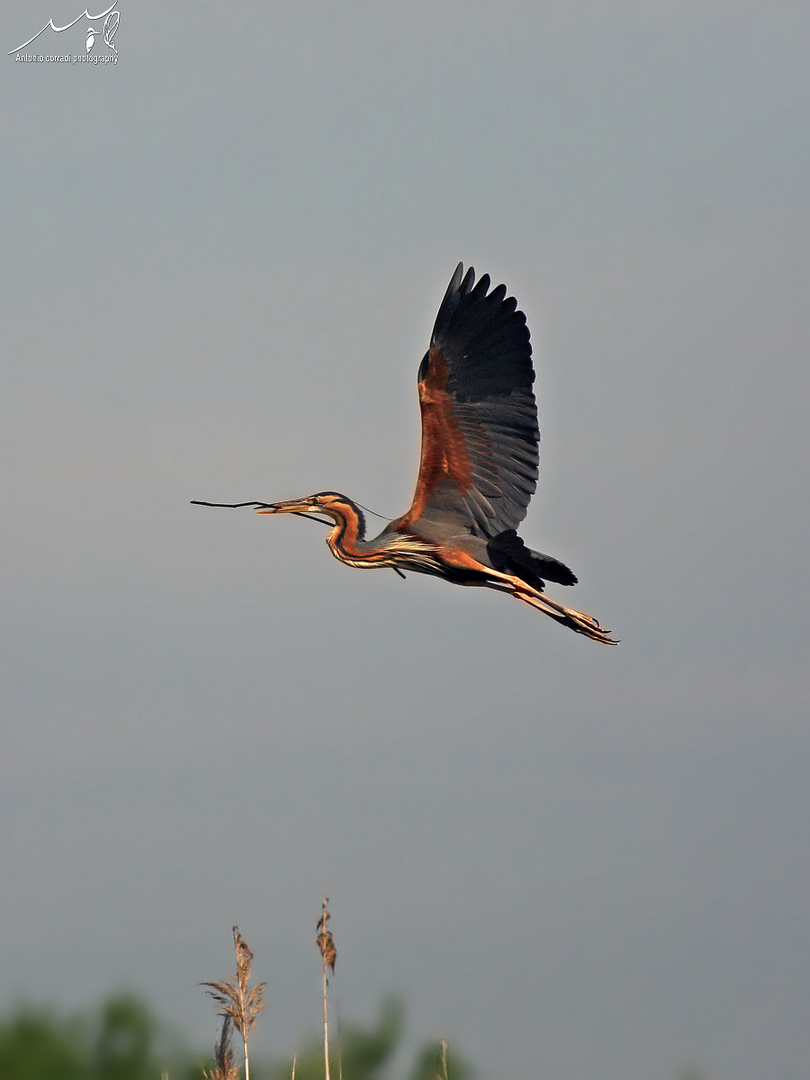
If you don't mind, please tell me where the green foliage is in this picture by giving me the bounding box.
[274,998,403,1080]
[0,1007,86,1080]
[0,994,168,1080]
[408,1040,474,1080]
[271,999,473,1080]
[90,996,157,1080]
[0,993,472,1080]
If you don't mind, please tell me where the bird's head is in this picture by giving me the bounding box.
[256,492,366,537]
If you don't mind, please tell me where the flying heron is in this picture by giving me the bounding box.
[193,264,616,644]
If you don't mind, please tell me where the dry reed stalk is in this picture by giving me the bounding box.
[203,926,266,1080]
[316,898,337,1080]
[437,1037,448,1080]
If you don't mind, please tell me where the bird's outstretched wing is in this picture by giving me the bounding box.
[397,263,539,540]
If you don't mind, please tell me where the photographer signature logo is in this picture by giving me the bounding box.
[9,2,120,58]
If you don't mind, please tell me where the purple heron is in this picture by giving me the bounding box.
[193,264,616,644]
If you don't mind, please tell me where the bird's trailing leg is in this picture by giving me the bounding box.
[509,579,618,644]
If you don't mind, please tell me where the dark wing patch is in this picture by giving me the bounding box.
[487,529,578,589]
[398,264,539,539]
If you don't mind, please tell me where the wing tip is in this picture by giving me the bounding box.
[430,263,531,379]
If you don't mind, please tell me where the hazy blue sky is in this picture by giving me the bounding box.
[2,2,809,1078]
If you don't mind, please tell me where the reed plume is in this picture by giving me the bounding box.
[316,901,337,976]
[203,926,266,1080]
[316,898,337,1080]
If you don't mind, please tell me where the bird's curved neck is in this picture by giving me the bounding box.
[323,497,441,572]
[325,498,370,564]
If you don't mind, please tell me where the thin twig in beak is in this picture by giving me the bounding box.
[191,500,274,509]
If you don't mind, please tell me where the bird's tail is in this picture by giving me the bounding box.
[510,580,618,644]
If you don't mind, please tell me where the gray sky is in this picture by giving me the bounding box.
[2,2,809,1078]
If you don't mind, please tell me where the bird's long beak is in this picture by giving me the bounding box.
[255,498,334,526]
[255,498,315,515]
